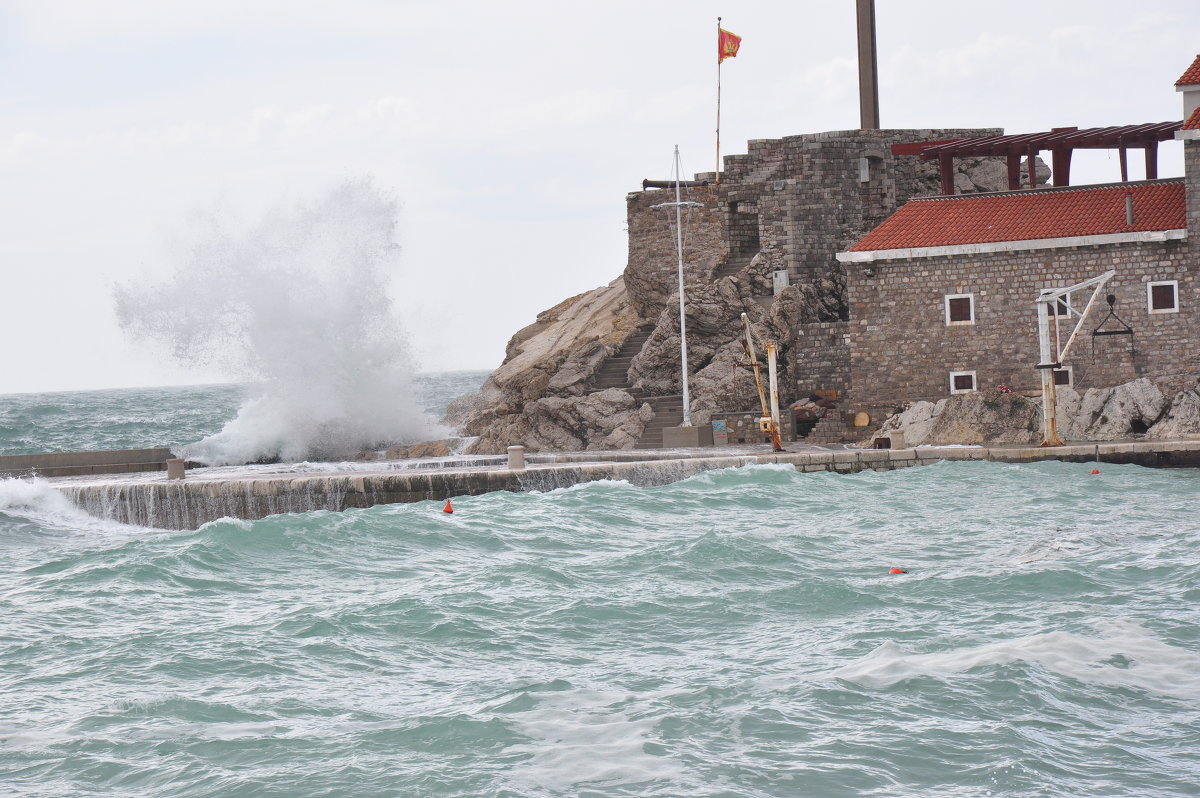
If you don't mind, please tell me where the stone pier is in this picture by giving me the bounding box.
[41,439,1200,530]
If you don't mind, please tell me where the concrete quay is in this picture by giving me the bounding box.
[0,447,176,479]
[44,438,1200,530]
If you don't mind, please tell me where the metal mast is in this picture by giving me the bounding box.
[673,146,692,426]
[650,146,703,428]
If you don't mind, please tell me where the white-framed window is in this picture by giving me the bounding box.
[945,293,975,326]
[1147,280,1179,314]
[949,370,977,394]
[1053,366,1073,387]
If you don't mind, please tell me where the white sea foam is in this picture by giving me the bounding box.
[114,179,442,465]
[830,619,1200,698]
[0,477,77,516]
[0,477,138,534]
[505,687,682,790]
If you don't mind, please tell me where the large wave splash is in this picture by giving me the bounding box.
[115,180,442,465]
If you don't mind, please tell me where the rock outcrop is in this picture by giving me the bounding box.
[875,378,1200,446]
[445,278,653,454]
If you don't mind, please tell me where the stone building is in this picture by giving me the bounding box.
[835,56,1200,426]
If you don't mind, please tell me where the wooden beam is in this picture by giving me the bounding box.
[1051,146,1072,187]
[939,152,954,195]
[1007,154,1022,190]
[1119,147,1129,182]
[1145,142,1158,179]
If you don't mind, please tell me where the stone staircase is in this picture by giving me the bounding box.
[802,412,853,444]
[712,252,777,312]
[587,328,694,449]
[634,395,685,449]
[590,326,653,392]
[712,251,755,281]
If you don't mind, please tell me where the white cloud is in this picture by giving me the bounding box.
[1,0,1199,393]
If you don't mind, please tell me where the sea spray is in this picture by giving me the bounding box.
[115,180,441,464]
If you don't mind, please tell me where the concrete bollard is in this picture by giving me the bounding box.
[166,458,186,480]
[507,446,526,470]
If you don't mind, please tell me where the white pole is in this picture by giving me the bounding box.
[673,145,692,427]
[1035,299,1061,446]
[767,341,780,430]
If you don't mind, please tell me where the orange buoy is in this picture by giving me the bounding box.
[1090,468,1100,475]
[889,567,907,575]
[443,499,454,514]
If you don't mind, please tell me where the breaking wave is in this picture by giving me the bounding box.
[115,180,442,464]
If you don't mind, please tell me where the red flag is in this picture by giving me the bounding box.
[718,27,742,63]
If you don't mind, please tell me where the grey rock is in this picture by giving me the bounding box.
[1148,387,1200,439]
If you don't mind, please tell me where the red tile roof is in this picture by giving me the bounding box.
[849,181,1186,253]
[1177,55,1200,86]
[1185,107,1200,131]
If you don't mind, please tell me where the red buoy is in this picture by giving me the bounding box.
[1090,468,1100,475]
[889,567,907,575]
[443,499,454,514]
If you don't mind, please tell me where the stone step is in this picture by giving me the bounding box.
[643,414,683,427]
[713,254,755,280]
[586,327,656,393]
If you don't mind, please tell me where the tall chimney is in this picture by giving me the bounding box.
[856,0,880,129]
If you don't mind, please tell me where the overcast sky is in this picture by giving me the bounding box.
[2,0,1198,395]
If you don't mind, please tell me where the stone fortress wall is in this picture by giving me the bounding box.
[621,127,1040,411]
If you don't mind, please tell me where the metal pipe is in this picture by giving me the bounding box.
[642,179,710,190]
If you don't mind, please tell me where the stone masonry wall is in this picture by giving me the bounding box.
[624,185,725,318]
[790,321,851,400]
[846,237,1198,406]
[718,128,1006,285]
[625,129,1010,308]
[621,128,1016,412]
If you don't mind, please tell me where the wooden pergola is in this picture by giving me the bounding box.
[893,122,1184,195]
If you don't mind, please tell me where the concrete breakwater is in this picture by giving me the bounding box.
[0,448,176,479]
[51,439,1200,530]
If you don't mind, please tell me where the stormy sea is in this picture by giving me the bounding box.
[2,375,1199,797]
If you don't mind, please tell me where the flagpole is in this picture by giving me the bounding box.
[715,16,722,185]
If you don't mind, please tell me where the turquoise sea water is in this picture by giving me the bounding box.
[0,372,487,456]
[2,382,1200,796]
